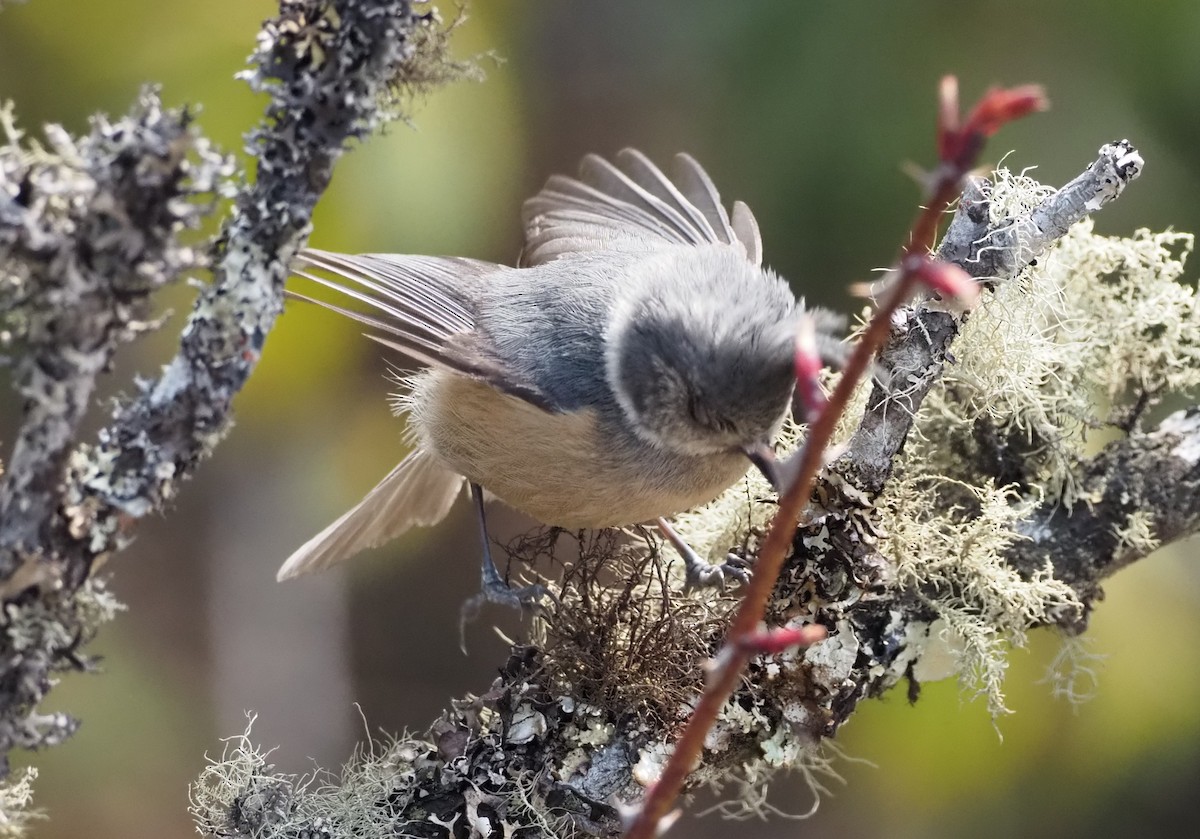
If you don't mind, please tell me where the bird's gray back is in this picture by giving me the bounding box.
[469,249,644,413]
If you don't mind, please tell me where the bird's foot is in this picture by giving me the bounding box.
[459,549,553,652]
[682,549,752,592]
[656,517,751,592]
[462,575,548,621]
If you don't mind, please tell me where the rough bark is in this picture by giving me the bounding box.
[1009,407,1200,598]
[1,0,451,776]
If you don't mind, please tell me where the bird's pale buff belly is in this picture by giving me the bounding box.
[406,372,749,528]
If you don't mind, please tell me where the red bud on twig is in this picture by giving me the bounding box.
[739,623,828,656]
[794,316,827,423]
[963,85,1048,141]
[905,254,981,308]
[937,78,1048,166]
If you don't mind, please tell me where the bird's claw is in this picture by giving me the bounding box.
[460,575,554,652]
[682,551,752,592]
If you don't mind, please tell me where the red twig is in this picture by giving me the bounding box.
[623,77,1047,839]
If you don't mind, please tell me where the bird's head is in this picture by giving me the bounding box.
[606,249,800,475]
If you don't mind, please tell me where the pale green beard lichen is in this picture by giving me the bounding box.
[671,164,1197,746]
[0,768,42,837]
[914,170,1198,505]
[190,715,458,839]
[873,475,1080,718]
[881,167,1197,714]
[1041,634,1105,707]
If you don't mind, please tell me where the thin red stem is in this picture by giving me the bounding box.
[627,239,921,839]
[624,80,1043,839]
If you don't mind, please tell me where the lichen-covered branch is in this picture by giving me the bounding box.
[0,92,227,579]
[1,0,460,777]
[1009,407,1200,599]
[2,0,1190,832]
[187,141,1196,839]
[843,140,1144,496]
[0,89,228,770]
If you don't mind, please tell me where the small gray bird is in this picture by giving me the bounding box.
[278,149,815,597]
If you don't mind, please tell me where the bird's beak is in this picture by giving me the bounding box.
[742,441,780,491]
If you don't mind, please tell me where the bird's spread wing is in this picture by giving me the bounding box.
[521,148,763,266]
[290,249,558,411]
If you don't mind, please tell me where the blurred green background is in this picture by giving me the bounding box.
[2,1,1200,837]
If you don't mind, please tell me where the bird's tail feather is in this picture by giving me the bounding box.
[276,448,465,580]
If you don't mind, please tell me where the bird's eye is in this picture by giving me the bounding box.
[686,392,737,435]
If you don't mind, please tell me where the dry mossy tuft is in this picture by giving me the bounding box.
[386,5,487,107]
[190,714,445,839]
[523,528,737,729]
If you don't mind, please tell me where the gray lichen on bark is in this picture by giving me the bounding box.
[0,89,231,769]
[0,91,228,569]
[1,0,460,779]
[844,141,1145,497]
